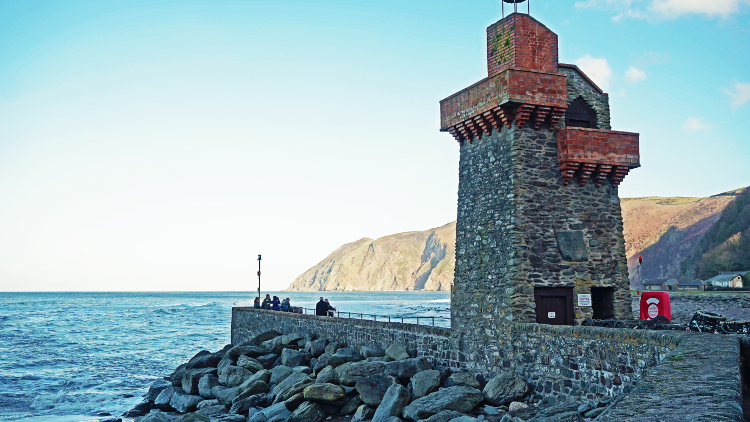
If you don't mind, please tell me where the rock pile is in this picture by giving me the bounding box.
[121,331,617,422]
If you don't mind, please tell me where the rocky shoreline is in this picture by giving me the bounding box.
[112,330,624,422]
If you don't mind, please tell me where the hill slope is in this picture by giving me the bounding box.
[287,187,747,291]
[287,222,455,291]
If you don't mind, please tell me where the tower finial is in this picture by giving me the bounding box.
[502,0,529,17]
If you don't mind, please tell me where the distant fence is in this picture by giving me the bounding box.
[254,306,450,328]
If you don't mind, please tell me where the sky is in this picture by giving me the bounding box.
[1,0,748,291]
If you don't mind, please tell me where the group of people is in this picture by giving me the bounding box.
[254,294,292,312]
[315,297,336,317]
[252,294,336,316]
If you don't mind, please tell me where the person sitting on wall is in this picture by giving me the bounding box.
[253,297,261,309]
[325,298,336,317]
[315,297,328,316]
[262,294,272,310]
[271,296,281,311]
[280,298,291,312]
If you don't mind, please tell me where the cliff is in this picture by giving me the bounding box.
[287,222,455,291]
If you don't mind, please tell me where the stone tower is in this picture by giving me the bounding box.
[440,13,639,332]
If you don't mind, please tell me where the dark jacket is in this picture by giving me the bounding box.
[261,298,271,309]
[271,297,280,311]
[315,300,328,316]
[253,300,261,309]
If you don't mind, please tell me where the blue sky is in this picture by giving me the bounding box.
[1,0,748,291]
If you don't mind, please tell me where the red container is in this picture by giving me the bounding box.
[640,291,671,321]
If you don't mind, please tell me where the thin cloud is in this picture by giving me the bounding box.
[724,81,750,108]
[650,0,750,18]
[625,66,647,83]
[576,0,750,19]
[684,117,710,131]
[575,54,612,91]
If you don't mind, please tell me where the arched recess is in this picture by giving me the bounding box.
[565,97,598,129]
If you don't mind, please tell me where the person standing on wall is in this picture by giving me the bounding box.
[316,297,328,316]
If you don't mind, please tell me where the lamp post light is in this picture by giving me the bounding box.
[257,255,261,302]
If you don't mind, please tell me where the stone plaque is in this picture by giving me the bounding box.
[555,230,589,261]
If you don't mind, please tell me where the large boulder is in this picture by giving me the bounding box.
[183,368,217,395]
[353,405,375,422]
[287,401,326,422]
[340,361,387,386]
[140,412,173,422]
[198,403,228,416]
[401,386,484,420]
[169,390,203,413]
[229,393,267,415]
[219,366,251,387]
[256,353,280,370]
[303,383,346,404]
[372,384,410,422]
[210,415,245,422]
[175,413,209,422]
[334,362,354,381]
[328,348,363,367]
[482,373,530,406]
[253,330,283,345]
[313,354,330,375]
[168,363,189,386]
[325,342,346,356]
[314,365,339,385]
[444,372,481,390]
[245,369,272,386]
[421,410,465,422]
[270,366,294,385]
[281,349,311,368]
[186,352,223,370]
[217,355,235,375]
[281,333,306,346]
[247,402,292,422]
[384,357,432,380]
[261,336,288,355]
[247,401,292,422]
[146,379,173,401]
[293,366,312,375]
[361,346,385,358]
[272,372,313,403]
[283,392,305,411]
[198,374,221,399]
[226,343,265,359]
[154,386,176,410]
[341,395,365,415]
[310,339,329,358]
[355,373,397,406]
[215,380,268,406]
[385,343,410,361]
[237,355,265,373]
[412,370,441,399]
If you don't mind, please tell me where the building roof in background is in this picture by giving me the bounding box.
[643,279,668,285]
[707,273,744,282]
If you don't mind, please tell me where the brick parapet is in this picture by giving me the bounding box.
[487,14,558,77]
[557,128,639,187]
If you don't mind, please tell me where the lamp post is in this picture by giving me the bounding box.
[257,255,261,302]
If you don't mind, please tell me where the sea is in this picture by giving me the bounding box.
[0,291,449,422]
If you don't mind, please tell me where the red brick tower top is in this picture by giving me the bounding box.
[487,14,558,76]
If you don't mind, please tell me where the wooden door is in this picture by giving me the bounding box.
[534,287,574,325]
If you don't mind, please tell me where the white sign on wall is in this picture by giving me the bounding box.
[577,294,592,307]
[548,312,556,319]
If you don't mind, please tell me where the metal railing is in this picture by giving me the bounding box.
[297,307,450,327]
